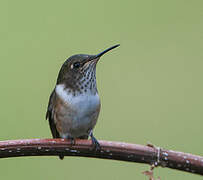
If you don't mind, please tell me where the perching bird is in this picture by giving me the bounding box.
[46,44,120,159]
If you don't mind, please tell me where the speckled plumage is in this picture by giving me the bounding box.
[46,45,120,159]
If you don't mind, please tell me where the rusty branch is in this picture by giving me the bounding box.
[0,139,202,175]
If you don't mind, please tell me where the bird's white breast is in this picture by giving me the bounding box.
[55,84,100,117]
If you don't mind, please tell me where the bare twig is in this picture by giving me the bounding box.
[0,139,202,176]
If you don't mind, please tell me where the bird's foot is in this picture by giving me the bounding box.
[70,138,76,146]
[90,132,101,151]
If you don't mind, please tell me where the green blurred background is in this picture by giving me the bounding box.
[0,0,203,179]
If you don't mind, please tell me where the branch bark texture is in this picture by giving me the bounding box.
[0,139,202,176]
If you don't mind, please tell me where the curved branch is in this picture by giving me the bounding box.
[0,139,202,175]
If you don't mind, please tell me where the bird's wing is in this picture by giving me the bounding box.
[46,90,60,138]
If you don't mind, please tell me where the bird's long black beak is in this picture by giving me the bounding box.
[95,44,120,58]
[83,44,120,64]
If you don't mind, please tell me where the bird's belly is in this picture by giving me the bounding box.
[69,110,99,137]
[62,97,100,138]
[55,85,101,138]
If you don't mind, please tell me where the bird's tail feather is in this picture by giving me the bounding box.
[59,155,64,160]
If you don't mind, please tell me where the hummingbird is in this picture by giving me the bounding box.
[46,44,120,159]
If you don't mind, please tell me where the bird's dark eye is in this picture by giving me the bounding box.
[73,62,80,69]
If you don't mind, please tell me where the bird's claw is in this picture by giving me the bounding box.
[90,132,101,151]
[91,136,101,151]
[70,138,76,146]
